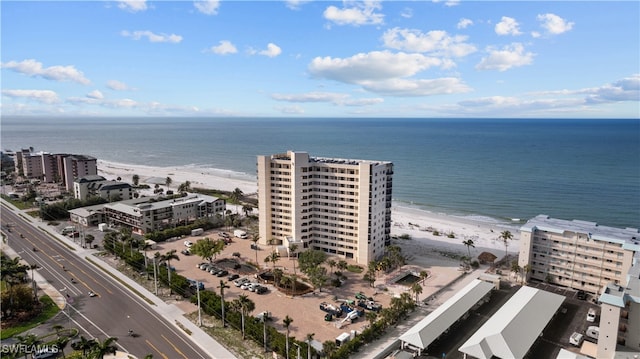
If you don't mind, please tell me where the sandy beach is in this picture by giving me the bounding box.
[97,159,520,260]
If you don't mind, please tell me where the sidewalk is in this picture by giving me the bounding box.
[357,268,486,359]
[1,201,237,359]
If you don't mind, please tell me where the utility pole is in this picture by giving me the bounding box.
[153,256,158,295]
[197,282,202,326]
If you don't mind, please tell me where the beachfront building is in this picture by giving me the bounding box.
[518,215,640,295]
[14,148,98,189]
[69,193,226,234]
[73,175,133,201]
[596,263,640,359]
[257,151,393,264]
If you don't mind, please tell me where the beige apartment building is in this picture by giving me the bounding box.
[257,151,393,264]
[14,148,97,189]
[518,215,640,295]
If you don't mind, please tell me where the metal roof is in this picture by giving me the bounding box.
[399,279,494,350]
[459,286,565,359]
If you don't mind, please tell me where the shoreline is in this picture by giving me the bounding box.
[97,159,520,259]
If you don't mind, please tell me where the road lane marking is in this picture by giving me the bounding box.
[146,340,169,359]
[162,334,189,359]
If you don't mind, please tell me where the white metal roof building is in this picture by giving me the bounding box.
[459,286,565,359]
[398,279,494,355]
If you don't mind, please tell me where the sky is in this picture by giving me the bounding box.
[1,0,639,118]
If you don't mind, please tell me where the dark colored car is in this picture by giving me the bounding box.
[216,269,229,277]
[255,285,268,294]
[228,274,240,281]
[577,290,587,300]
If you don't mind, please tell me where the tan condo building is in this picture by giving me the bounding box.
[257,151,393,264]
[518,215,640,295]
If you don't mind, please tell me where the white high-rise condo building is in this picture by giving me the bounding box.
[257,151,393,264]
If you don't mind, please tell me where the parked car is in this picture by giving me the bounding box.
[255,311,271,322]
[587,308,597,322]
[255,285,268,294]
[197,262,207,269]
[187,279,204,290]
[586,326,599,340]
[219,232,230,238]
[216,270,229,277]
[577,290,587,300]
[209,267,222,275]
[234,278,249,287]
[357,300,382,312]
[251,243,259,250]
[319,302,343,317]
[569,332,584,346]
[241,282,254,290]
[355,292,373,301]
[200,263,212,271]
[228,274,240,281]
[184,240,193,248]
[181,249,191,255]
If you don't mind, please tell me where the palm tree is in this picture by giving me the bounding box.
[218,280,230,327]
[55,337,69,359]
[410,282,423,303]
[305,332,315,359]
[242,204,253,217]
[322,341,337,359]
[267,251,280,269]
[283,315,293,359]
[165,177,172,191]
[522,264,532,285]
[140,240,153,279]
[233,294,255,339]
[15,333,39,358]
[327,259,336,274]
[272,268,284,288]
[419,270,429,285]
[499,230,513,258]
[229,187,243,214]
[132,174,140,186]
[462,239,475,258]
[251,233,260,268]
[161,249,180,294]
[90,336,118,359]
[337,260,348,273]
[29,263,40,302]
[74,336,96,357]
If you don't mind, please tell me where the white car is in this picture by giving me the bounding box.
[234,278,249,287]
[586,326,599,340]
[569,332,584,346]
[184,240,193,248]
[587,308,597,322]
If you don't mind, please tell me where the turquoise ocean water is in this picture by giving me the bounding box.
[1,117,638,229]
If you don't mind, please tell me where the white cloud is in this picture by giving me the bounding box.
[194,0,220,15]
[121,30,183,43]
[2,89,59,104]
[537,13,574,35]
[309,51,450,84]
[323,1,384,26]
[276,105,305,114]
[358,77,472,96]
[476,43,534,71]
[208,40,238,55]
[495,16,522,36]
[381,28,476,58]
[285,0,311,10]
[1,59,90,85]
[400,7,413,19]
[271,91,384,106]
[117,0,147,12]
[107,80,132,91]
[457,18,473,29]
[87,90,104,99]
[259,43,282,58]
[539,74,640,103]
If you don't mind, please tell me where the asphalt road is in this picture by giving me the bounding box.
[1,206,211,359]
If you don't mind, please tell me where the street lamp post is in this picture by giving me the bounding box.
[197,282,202,327]
[293,343,300,359]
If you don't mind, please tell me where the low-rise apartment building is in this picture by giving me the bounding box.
[257,151,393,264]
[69,193,226,234]
[74,175,133,201]
[518,214,640,295]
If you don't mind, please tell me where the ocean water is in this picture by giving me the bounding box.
[1,117,639,229]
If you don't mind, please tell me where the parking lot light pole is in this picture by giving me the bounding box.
[197,282,202,326]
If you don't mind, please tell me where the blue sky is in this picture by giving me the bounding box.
[1,0,639,118]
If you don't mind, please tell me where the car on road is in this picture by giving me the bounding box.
[569,332,584,346]
[587,308,597,322]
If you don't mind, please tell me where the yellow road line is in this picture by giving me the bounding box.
[162,334,188,359]
[145,339,169,359]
